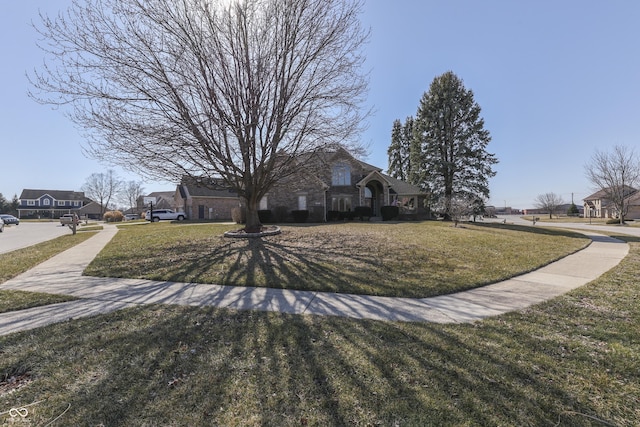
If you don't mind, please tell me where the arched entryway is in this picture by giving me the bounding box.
[365,180,384,216]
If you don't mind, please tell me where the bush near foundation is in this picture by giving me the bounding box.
[231,207,246,224]
[354,206,372,221]
[291,210,309,223]
[103,210,124,222]
[258,210,272,224]
[380,205,399,221]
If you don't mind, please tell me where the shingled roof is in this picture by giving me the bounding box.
[19,189,90,202]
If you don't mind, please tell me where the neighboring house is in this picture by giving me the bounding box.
[17,189,99,219]
[174,148,428,222]
[583,186,640,219]
[136,191,176,213]
[175,178,241,221]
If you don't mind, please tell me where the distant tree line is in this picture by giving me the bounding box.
[0,194,19,215]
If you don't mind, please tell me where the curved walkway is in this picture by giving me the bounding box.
[0,223,630,335]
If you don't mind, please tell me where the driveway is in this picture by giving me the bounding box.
[0,222,71,255]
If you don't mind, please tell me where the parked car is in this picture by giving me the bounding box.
[0,217,4,232]
[60,213,80,226]
[145,209,186,222]
[0,214,19,225]
[124,213,140,220]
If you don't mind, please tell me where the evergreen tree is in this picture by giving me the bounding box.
[387,117,415,181]
[413,71,497,219]
[387,119,406,180]
[10,195,19,216]
[0,193,8,213]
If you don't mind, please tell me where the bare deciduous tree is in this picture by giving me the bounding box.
[448,194,486,226]
[534,192,564,219]
[82,170,123,215]
[122,181,145,214]
[585,145,640,224]
[30,0,369,231]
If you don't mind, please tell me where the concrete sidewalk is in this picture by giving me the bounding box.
[0,224,630,335]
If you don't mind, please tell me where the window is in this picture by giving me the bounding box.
[399,196,416,212]
[42,199,50,206]
[332,163,351,186]
[298,195,307,210]
[58,200,66,206]
[259,196,268,210]
[27,200,35,206]
[331,197,352,211]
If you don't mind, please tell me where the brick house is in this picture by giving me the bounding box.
[174,148,427,222]
[175,177,241,221]
[135,191,176,215]
[262,147,429,221]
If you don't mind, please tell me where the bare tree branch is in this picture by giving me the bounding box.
[534,192,564,219]
[81,169,123,215]
[30,0,370,230]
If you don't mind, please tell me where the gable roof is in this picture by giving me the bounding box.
[19,189,90,202]
[584,186,637,201]
[179,177,239,198]
[384,174,424,195]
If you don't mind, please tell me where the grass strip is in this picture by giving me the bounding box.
[0,239,637,426]
[85,221,588,298]
[0,233,95,312]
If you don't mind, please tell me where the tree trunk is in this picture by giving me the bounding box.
[244,197,262,233]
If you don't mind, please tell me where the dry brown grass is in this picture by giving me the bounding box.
[85,221,588,297]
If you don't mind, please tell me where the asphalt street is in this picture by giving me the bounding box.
[0,222,71,255]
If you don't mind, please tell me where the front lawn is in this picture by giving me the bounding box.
[85,221,588,298]
[0,238,637,426]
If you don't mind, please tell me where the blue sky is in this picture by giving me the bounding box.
[2,1,639,209]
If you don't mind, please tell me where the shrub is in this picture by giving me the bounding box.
[380,205,399,221]
[273,206,289,223]
[354,206,372,221]
[606,218,625,224]
[327,210,340,222]
[345,210,356,220]
[103,210,124,222]
[231,207,246,224]
[258,210,272,224]
[291,210,309,223]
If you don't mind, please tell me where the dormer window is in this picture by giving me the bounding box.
[332,163,351,186]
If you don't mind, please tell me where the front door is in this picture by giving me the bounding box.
[365,181,383,216]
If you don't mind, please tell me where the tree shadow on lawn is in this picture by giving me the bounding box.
[158,235,402,297]
[471,222,590,238]
[610,234,640,243]
[0,304,608,426]
[117,221,593,299]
